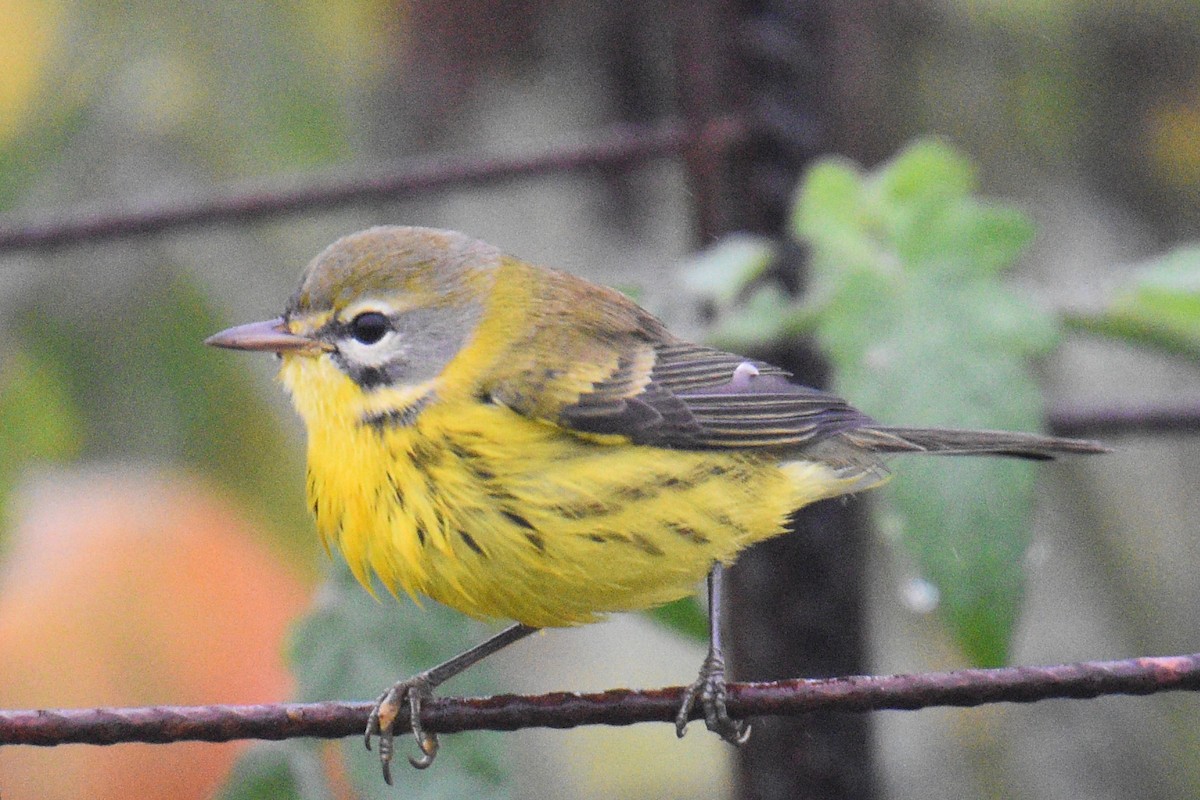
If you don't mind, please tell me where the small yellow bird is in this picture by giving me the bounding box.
[207,226,1105,781]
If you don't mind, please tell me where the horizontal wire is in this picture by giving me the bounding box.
[0,116,747,253]
[1048,403,1200,437]
[2,651,1197,747]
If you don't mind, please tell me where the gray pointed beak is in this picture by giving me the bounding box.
[205,317,327,353]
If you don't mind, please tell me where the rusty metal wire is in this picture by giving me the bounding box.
[0,117,746,253]
[3,652,1198,748]
[1048,404,1200,438]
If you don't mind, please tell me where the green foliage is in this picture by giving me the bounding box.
[681,138,1059,666]
[682,234,777,308]
[16,266,309,560]
[0,2,357,212]
[645,595,709,642]
[223,559,514,798]
[219,742,335,800]
[1064,246,1200,359]
[0,347,82,535]
[681,234,810,353]
[286,560,511,800]
[144,273,310,549]
[798,140,1053,667]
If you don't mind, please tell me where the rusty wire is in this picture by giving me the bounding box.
[1048,403,1200,438]
[2,652,1198,748]
[0,116,746,253]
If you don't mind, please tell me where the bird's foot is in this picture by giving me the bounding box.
[674,650,751,745]
[364,674,440,784]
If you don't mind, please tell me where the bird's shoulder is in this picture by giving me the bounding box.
[480,264,873,451]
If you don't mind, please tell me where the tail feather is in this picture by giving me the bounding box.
[842,426,1109,461]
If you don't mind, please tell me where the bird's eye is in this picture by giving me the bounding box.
[348,312,391,345]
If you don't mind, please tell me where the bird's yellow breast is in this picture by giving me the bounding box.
[279,351,861,628]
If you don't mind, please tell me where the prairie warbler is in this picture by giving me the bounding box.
[207,226,1105,781]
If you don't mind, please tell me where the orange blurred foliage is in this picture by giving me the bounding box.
[0,467,311,799]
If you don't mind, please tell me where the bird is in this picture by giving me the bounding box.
[206,225,1106,783]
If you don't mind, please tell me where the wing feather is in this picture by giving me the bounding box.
[480,268,873,451]
[506,339,871,451]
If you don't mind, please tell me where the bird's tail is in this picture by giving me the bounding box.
[840,426,1109,461]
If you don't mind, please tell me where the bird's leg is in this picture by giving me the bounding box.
[365,622,538,783]
[675,563,751,744]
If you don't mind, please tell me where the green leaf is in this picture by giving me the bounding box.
[790,157,869,248]
[889,457,1035,666]
[646,595,709,642]
[792,158,886,282]
[706,285,806,353]
[950,202,1037,277]
[838,278,1044,667]
[289,560,511,800]
[1065,245,1200,359]
[891,200,1036,280]
[681,234,776,308]
[791,139,1055,666]
[952,279,1059,356]
[219,742,333,800]
[873,138,976,209]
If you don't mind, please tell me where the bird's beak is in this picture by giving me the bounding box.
[205,317,327,353]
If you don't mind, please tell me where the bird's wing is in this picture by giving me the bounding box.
[484,297,871,451]
[559,340,873,449]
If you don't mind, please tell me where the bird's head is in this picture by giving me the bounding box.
[206,226,500,393]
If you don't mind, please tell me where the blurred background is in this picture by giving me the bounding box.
[0,1,1198,799]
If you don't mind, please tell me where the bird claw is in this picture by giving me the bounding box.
[364,674,439,784]
[675,651,751,745]
[408,730,440,770]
